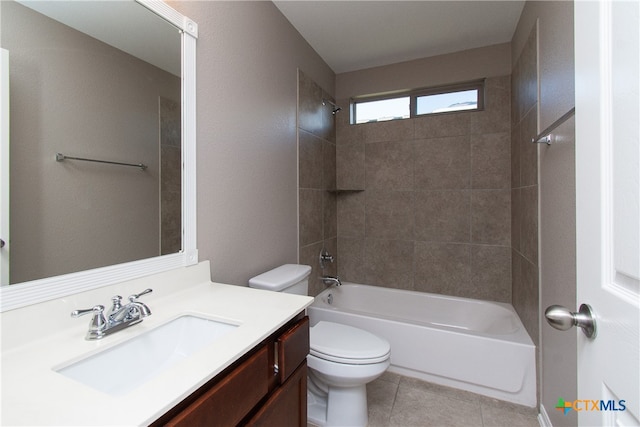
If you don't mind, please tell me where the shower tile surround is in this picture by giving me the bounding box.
[298,70,338,296]
[511,25,540,345]
[297,65,538,338]
[160,97,182,255]
[333,75,512,302]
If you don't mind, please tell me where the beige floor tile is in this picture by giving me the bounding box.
[398,377,485,405]
[388,381,483,427]
[367,378,398,427]
[378,371,403,385]
[366,375,539,427]
[481,404,539,427]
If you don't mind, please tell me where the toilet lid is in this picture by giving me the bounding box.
[310,321,390,364]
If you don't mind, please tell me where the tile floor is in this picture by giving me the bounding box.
[366,372,540,427]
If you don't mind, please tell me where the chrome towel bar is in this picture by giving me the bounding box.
[56,153,147,171]
[532,107,575,145]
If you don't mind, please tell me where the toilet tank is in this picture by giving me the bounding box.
[248,264,311,295]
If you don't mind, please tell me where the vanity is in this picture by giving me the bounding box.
[0,261,313,425]
[153,309,309,426]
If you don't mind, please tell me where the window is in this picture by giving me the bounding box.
[354,97,410,124]
[352,80,484,124]
[416,89,478,115]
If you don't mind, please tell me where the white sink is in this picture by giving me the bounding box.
[56,315,239,396]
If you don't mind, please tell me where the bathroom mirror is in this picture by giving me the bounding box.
[0,0,198,311]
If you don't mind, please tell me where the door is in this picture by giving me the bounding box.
[575,1,639,426]
[1,48,9,285]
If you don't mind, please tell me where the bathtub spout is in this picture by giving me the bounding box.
[322,275,342,287]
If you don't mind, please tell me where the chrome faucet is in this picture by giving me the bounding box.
[71,288,153,340]
[322,275,342,287]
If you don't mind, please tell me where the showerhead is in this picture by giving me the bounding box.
[323,98,342,115]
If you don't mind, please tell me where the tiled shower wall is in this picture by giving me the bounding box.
[334,76,512,302]
[511,25,540,344]
[298,70,338,296]
[160,97,182,255]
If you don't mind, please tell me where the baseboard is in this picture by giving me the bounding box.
[538,404,553,427]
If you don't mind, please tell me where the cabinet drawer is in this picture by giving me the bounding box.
[277,316,309,384]
[165,345,270,427]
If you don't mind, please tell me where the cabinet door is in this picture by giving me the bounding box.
[166,346,270,427]
[246,362,307,427]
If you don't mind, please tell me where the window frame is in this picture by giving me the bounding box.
[351,79,485,124]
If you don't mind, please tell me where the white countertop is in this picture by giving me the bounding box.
[0,262,313,426]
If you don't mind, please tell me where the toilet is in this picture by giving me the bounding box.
[249,264,390,427]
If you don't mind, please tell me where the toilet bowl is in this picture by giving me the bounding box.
[307,321,390,427]
[248,264,391,427]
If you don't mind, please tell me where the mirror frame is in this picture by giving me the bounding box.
[0,0,198,312]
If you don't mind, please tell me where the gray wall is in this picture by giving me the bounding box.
[2,1,179,283]
[512,1,576,424]
[169,1,335,286]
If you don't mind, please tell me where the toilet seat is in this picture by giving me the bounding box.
[310,321,390,365]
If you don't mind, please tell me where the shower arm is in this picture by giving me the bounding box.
[322,99,342,114]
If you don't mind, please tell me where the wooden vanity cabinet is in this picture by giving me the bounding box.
[152,314,309,427]
[246,362,307,426]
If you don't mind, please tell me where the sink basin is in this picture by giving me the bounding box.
[56,315,239,396]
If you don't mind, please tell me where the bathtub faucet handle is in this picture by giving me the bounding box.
[319,249,335,270]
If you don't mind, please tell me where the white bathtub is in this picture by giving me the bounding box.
[308,284,537,407]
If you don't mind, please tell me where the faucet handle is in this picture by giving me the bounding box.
[319,250,334,270]
[71,305,108,340]
[71,305,105,318]
[128,288,152,302]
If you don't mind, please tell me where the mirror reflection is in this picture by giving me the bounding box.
[0,0,182,285]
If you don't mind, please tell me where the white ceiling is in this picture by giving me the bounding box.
[274,1,525,74]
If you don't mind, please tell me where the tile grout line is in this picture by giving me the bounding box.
[386,379,401,426]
